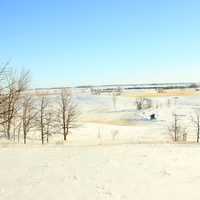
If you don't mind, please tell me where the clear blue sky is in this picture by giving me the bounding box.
[0,0,200,88]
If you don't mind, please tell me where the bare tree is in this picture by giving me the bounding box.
[21,96,36,144]
[59,89,77,141]
[0,64,12,131]
[135,97,152,110]
[0,68,30,140]
[12,115,20,143]
[36,96,54,144]
[38,96,47,144]
[168,114,187,142]
[45,111,53,143]
[191,111,200,143]
[136,97,144,110]
[16,121,22,144]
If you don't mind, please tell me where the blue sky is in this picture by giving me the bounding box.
[0,0,200,87]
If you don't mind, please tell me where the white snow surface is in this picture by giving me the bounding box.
[1,89,200,199]
[1,144,200,200]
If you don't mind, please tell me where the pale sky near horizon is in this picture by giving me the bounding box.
[0,0,200,88]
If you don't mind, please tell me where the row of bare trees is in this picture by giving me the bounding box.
[0,63,78,144]
[168,111,200,143]
[0,62,30,140]
[16,90,77,144]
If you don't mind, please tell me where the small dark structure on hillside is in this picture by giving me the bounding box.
[150,114,156,120]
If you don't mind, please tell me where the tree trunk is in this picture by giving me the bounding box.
[174,115,177,142]
[23,129,26,144]
[7,123,11,140]
[47,132,49,143]
[64,130,66,141]
[46,123,50,143]
[17,127,20,144]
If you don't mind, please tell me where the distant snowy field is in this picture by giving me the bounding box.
[1,144,200,200]
[69,89,200,144]
[2,88,200,144]
[1,88,200,200]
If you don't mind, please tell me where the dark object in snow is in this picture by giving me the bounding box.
[150,114,156,120]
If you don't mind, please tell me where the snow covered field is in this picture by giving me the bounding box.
[70,89,200,144]
[1,88,200,200]
[1,144,200,200]
[1,88,200,144]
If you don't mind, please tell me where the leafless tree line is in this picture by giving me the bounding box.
[0,63,78,144]
[168,111,200,143]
